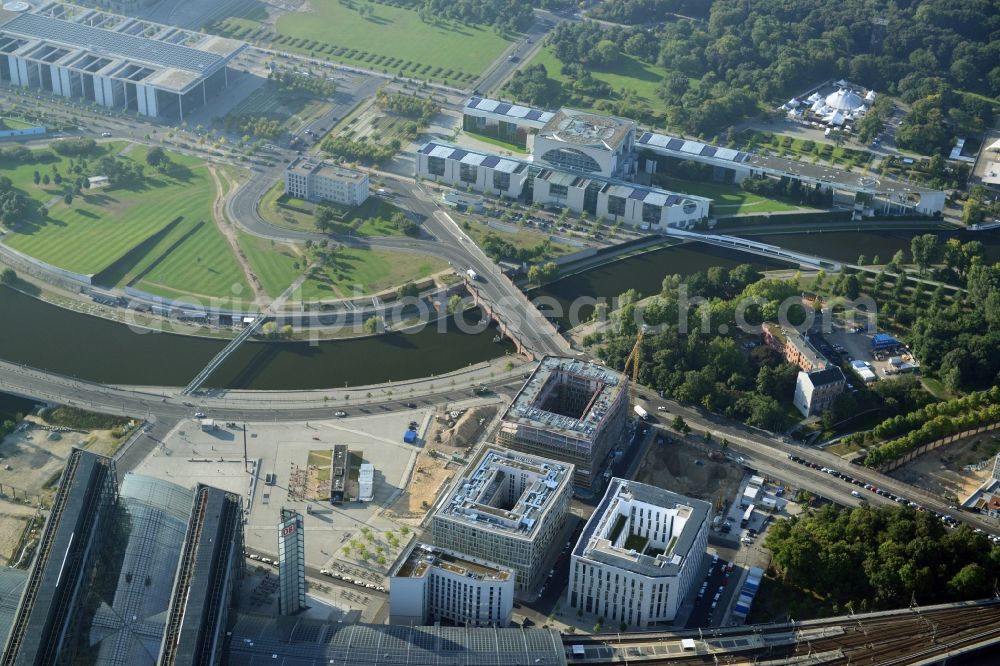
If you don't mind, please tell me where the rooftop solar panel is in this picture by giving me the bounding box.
[460,153,486,166]
[628,188,647,200]
[480,155,501,168]
[701,146,718,157]
[2,13,222,72]
[449,149,469,161]
[665,138,685,151]
[525,110,543,120]
[680,141,705,155]
[493,103,511,115]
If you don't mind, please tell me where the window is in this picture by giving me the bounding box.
[540,147,602,173]
[460,162,478,184]
[427,156,446,176]
[493,171,510,191]
[642,202,660,224]
[550,183,568,198]
[608,195,625,217]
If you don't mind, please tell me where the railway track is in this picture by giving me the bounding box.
[562,600,1000,665]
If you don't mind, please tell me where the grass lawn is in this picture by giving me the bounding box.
[463,220,575,259]
[459,130,529,154]
[299,247,446,300]
[0,117,36,130]
[653,176,802,214]
[259,184,409,236]
[525,47,669,114]
[215,1,512,85]
[4,145,251,300]
[741,131,873,169]
[237,231,305,299]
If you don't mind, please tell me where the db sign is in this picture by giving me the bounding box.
[281,524,296,537]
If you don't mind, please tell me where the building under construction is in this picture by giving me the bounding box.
[0,449,244,666]
[496,356,628,489]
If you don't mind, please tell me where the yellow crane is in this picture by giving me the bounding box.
[622,328,645,415]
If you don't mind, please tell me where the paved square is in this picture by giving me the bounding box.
[134,410,428,568]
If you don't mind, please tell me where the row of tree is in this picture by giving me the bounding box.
[375,91,439,122]
[765,503,999,612]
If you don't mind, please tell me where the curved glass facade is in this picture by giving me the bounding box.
[539,148,602,173]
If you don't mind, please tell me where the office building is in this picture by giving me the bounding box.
[0,2,243,120]
[533,107,636,179]
[496,356,628,489]
[762,323,829,372]
[278,508,306,616]
[417,141,709,230]
[794,366,846,416]
[460,96,945,217]
[462,96,553,149]
[431,447,572,595]
[569,478,709,628]
[285,156,369,207]
[389,543,514,627]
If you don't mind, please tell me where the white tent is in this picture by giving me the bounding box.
[825,88,864,112]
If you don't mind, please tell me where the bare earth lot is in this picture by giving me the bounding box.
[635,436,744,513]
[889,434,1000,502]
[387,404,498,520]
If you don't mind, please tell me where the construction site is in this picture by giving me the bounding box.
[634,436,745,513]
[888,433,1000,504]
[387,404,499,520]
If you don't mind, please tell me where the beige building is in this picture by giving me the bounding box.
[431,447,572,595]
[496,356,627,489]
[285,157,369,207]
[389,543,514,627]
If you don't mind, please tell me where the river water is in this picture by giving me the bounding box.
[4,229,996,389]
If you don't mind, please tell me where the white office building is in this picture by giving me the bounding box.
[794,366,846,417]
[0,2,243,120]
[533,108,636,179]
[389,543,514,627]
[431,447,572,595]
[569,478,709,628]
[416,142,709,230]
[285,157,369,207]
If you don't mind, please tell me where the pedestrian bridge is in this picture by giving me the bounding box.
[665,228,843,270]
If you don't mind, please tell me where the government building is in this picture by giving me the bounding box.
[0,2,243,120]
[496,356,628,489]
[285,157,370,207]
[431,447,572,596]
[568,478,709,628]
[446,95,946,218]
[389,543,514,627]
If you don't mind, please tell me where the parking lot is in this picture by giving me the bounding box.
[134,410,428,570]
[811,317,918,387]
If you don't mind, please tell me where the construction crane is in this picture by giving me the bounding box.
[622,327,645,416]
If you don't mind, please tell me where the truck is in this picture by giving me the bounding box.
[634,405,649,421]
[466,269,479,281]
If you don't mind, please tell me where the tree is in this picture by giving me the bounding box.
[145,146,167,167]
[910,234,939,273]
[671,415,690,434]
[362,316,382,334]
[0,268,15,285]
[397,281,419,299]
[447,294,463,314]
[527,261,558,285]
[32,171,39,185]
[41,174,49,185]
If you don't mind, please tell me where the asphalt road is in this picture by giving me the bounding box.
[637,396,1000,536]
